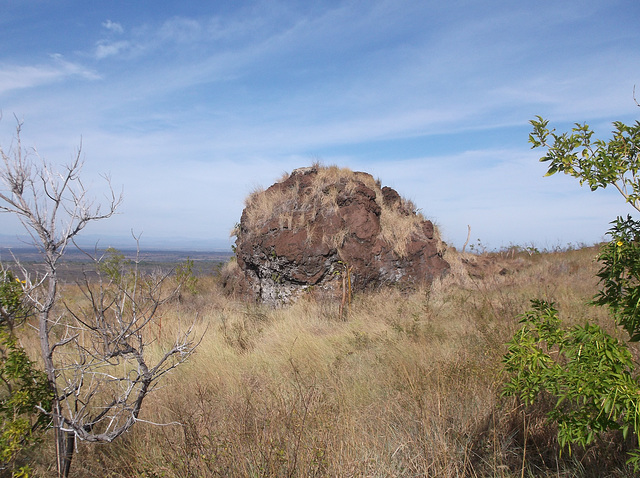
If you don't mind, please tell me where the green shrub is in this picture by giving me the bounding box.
[0,270,52,475]
[176,257,199,294]
[594,215,640,341]
[503,299,640,456]
[0,271,29,331]
[503,111,640,469]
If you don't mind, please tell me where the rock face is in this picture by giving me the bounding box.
[233,165,449,304]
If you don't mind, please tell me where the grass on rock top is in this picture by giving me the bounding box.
[240,164,432,258]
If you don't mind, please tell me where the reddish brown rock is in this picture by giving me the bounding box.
[233,165,449,304]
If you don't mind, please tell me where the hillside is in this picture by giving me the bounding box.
[16,244,637,477]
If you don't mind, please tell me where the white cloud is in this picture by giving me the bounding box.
[94,40,131,60]
[157,17,203,43]
[102,20,124,34]
[0,55,99,95]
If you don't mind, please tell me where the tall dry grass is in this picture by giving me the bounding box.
[22,246,638,477]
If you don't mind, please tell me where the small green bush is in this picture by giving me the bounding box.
[503,111,640,469]
[503,299,640,456]
[0,270,52,475]
[176,257,199,294]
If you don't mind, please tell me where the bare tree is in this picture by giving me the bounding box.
[0,120,198,477]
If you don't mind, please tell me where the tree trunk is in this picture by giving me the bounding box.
[39,269,72,477]
[56,428,75,478]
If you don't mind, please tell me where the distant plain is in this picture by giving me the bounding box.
[0,246,233,281]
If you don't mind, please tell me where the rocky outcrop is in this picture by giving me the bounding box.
[233,165,449,304]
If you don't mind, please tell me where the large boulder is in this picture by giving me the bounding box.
[233,165,449,304]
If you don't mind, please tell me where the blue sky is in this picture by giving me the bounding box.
[0,0,639,251]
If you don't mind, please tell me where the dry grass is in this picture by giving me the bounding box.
[240,164,432,258]
[243,184,300,231]
[379,201,426,257]
[21,246,638,477]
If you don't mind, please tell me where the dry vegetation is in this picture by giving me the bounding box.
[17,245,639,477]
[241,164,429,257]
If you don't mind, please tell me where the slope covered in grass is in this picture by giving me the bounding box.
[22,246,638,477]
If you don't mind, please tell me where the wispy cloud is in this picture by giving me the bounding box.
[0,54,99,95]
[157,17,203,43]
[94,40,131,60]
[102,19,124,34]
[0,0,638,249]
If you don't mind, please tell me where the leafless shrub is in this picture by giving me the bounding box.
[0,119,199,477]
